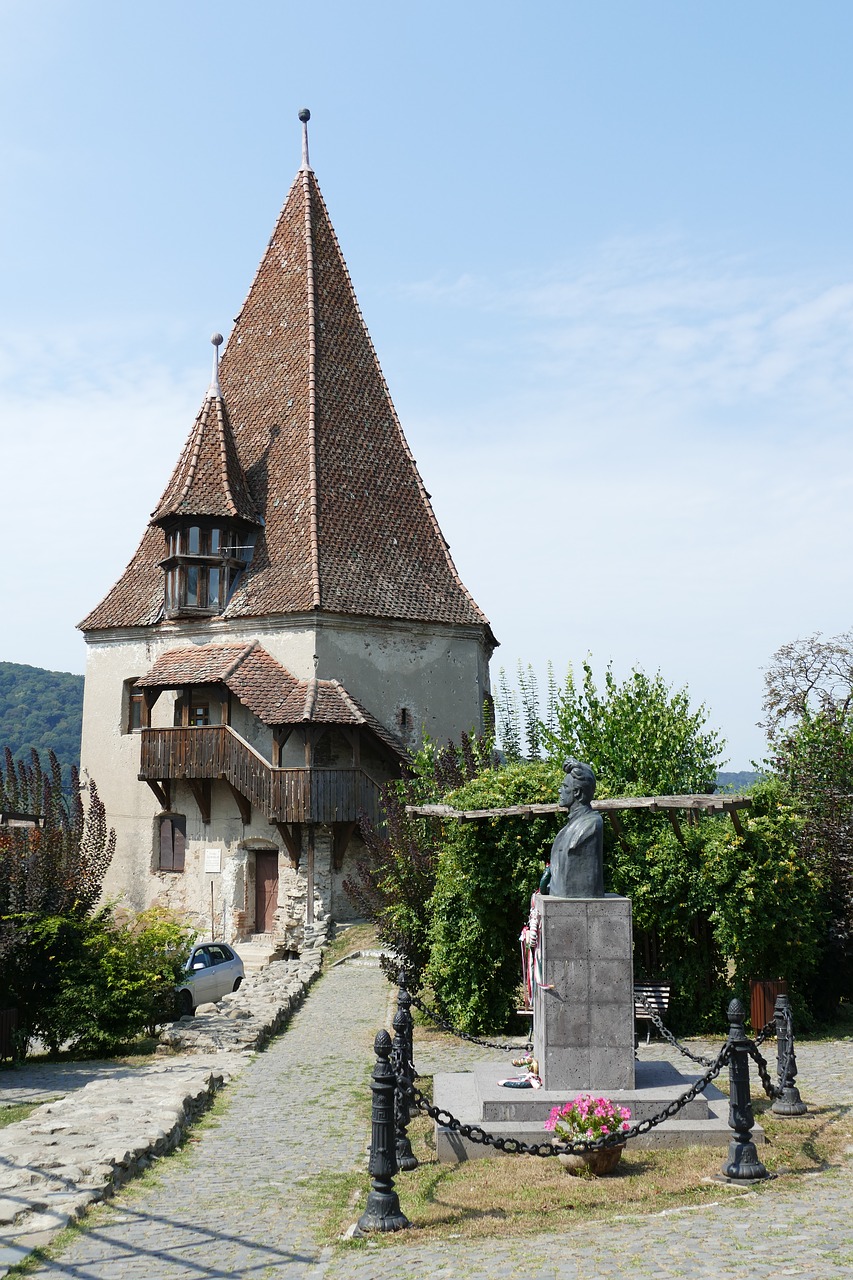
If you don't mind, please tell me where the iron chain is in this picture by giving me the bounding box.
[401,1042,732,1158]
[748,1007,794,1101]
[380,952,525,1052]
[635,994,716,1066]
[406,988,526,1053]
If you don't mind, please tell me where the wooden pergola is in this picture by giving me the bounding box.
[405,793,752,850]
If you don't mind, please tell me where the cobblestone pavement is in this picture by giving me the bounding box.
[22,961,393,1280]
[19,968,853,1280]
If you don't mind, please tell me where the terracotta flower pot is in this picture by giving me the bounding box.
[553,1141,625,1176]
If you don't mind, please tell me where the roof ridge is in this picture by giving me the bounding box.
[222,640,256,681]
[303,171,321,609]
[308,174,488,626]
[214,397,238,516]
[303,677,318,720]
[327,677,364,723]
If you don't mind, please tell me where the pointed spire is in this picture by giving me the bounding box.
[299,107,312,172]
[208,332,223,399]
[148,334,260,528]
[81,128,493,639]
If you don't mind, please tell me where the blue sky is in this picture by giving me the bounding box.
[3,1,853,767]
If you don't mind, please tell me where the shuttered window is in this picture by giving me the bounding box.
[158,816,186,872]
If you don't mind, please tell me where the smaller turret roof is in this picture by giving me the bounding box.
[150,341,260,526]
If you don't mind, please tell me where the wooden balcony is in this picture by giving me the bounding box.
[138,726,382,826]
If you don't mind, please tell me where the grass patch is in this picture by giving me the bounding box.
[324,922,379,967]
[307,1081,853,1250]
[806,1001,853,1042]
[0,1102,46,1128]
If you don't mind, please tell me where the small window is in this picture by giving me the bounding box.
[187,526,201,555]
[159,815,186,872]
[190,700,209,727]
[399,707,409,729]
[128,692,145,731]
[123,678,145,734]
[210,527,221,554]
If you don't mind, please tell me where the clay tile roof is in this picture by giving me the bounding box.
[136,644,408,760]
[136,643,254,687]
[150,392,260,526]
[223,644,301,724]
[80,154,493,644]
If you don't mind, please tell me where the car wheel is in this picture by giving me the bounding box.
[179,989,195,1017]
[232,977,243,992]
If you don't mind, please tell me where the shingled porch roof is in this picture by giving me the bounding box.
[81,123,493,642]
[136,642,409,760]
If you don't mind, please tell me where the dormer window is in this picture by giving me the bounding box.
[161,521,250,619]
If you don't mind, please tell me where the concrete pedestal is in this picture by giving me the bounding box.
[432,1058,749,1161]
[533,893,635,1092]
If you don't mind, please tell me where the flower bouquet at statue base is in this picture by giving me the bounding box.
[545,1093,631,1176]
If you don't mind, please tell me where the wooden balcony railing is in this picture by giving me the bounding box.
[138,726,382,825]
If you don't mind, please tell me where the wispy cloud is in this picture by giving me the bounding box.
[402,235,853,440]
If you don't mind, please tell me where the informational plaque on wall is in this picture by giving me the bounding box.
[204,848,222,874]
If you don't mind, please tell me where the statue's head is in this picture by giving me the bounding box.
[559,758,597,807]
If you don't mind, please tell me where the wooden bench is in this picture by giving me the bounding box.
[634,983,671,1044]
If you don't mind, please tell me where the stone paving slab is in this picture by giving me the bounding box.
[8,966,853,1280]
[0,1057,248,1269]
[0,935,330,1274]
[18,959,393,1280]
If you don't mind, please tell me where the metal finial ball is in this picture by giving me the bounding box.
[298,108,311,123]
[211,333,224,347]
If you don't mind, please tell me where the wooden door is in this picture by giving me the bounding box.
[254,852,279,933]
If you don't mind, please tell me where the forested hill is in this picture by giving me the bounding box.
[0,662,84,780]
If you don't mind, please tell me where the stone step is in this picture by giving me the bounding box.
[432,1059,761,1161]
[475,1059,712,1122]
[232,941,283,973]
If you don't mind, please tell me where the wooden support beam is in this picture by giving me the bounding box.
[275,821,302,869]
[606,810,630,855]
[187,778,211,824]
[726,806,746,839]
[332,821,357,871]
[227,782,251,826]
[145,779,170,810]
[141,688,159,729]
[340,727,361,767]
[667,810,685,847]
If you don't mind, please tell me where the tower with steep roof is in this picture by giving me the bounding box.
[79,112,495,950]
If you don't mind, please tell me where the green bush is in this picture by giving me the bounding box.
[2,907,195,1056]
[426,761,562,1033]
[71,907,196,1051]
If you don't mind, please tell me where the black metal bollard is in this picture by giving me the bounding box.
[393,973,419,1170]
[357,1030,410,1234]
[771,993,807,1117]
[721,998,770,1182]
[395,969,416,1083]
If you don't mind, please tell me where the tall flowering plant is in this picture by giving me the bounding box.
[544,1094,631,1145]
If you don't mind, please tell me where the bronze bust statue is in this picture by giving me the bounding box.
[544,758,604,898]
